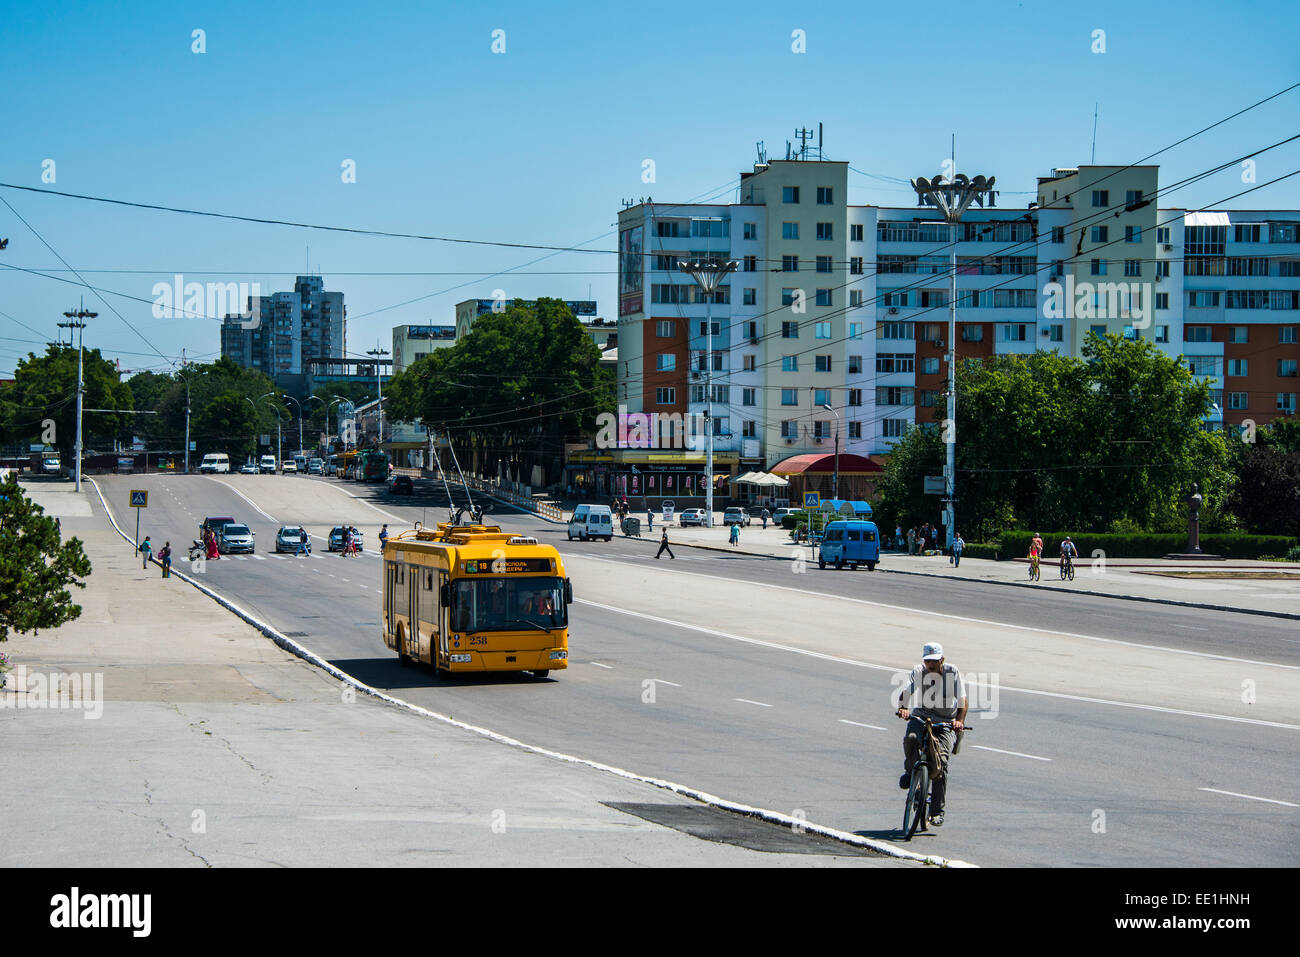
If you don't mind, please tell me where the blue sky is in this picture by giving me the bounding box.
[1,0,1297,377]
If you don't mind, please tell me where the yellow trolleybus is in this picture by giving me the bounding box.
[382,524,573,678]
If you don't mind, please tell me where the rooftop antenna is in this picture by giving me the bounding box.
[756,140,766,165]
[1091,102,1099,164]
[819,123,824,161]
[794,127,814,159]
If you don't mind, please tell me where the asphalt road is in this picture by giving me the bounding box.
[101,472,1300,866]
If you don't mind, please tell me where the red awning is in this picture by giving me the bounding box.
[768,453,883,475]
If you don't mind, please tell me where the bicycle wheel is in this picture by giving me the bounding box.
[1060,561,1067,580]
[1067,563,1075,581]
[903,763,929,840]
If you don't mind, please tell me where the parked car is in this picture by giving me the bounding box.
[308,458,325,475]
[772,507,800,524]
[388,474,413,495]
[275,526,311,554]
[723,506,751,526]
[281,461,298,474]
[678,508,708,527]
[328,526,363,551]
[219,523,256,554]
[239,462,259,475]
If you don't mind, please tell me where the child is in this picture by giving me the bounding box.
[159,542,172,578]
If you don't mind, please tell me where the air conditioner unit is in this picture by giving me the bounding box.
[1163,244,1173,251]
[815,437,823,444]
[785,438,794,444]
[888,307,900,315]
[749,337,759,345]
[1156,274,1163,282]
[933,340,945,349]
[1041,327,1052,337]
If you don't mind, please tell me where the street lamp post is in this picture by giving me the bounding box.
[259,392,283,465]
[821,403,840,501]
[63,302,98,492]
[243,396,260,463]
[910,172,997,550]
[282,394,303,457]
[367,348,389,450]
[678,258,737,528]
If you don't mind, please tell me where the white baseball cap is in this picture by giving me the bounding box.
[922,642,944,661]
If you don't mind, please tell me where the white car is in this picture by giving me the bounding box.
[281,461,298,474]
[678,508,708,527]
[239,463,259,475]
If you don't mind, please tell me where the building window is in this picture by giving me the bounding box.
[879,321,914,340]
[1280,326,1297,343]
[697,320,720,337]
[743,287,756,306]
[781,288,799,307]
[815,322,832,339]
[781,388,799,406]
[656,320,675,337]
[876,387,915,406]
[816,222,833,241]
[816,255,833,273]
[1280,360,1299,377]
[1091,259,1107,276]
[1124,260,1142,277]
[814,389,831,408]
[656,353,676,371]
[849,290,863,308]
[850,256,864,275]
[1185,326,1212,342]
[850,223,864,241]
[1228,392,1249,410]
[783,222,799,240]
[782,255,799,272]
[848,421,862,439]
[1188,291,1221,308]
[1155,292,1169,310]
[877,353,916,374]
[1228,326,1249,343]
[816,186,833,205]
[815,355,832,373]
[655,387,675,405]
[883,419,909,438]
[848,356,862,374]
[743,255,757,272]
[782,356,798,372]
[1050,226,1065,244]
[783,186,800,204]
[848,321,865,338]
[1155,326,1169,343]
[848,389,863,407]
[961,325,984,342]
[782,321,799,338]
[816,289,832,307]
[1001,324,1028,341]
[1092,189,1109,208]
[743,222,757,240]
[743,354,756,372]
[781,420,796,438]
[1091,226,1109,244]
[1279,393,1298,414]
[1090,324,1108,337]
[1187,356,1223,377]
[742,387,756,406]
[1157,227,1171,245]
[1125,225,1142,243]
[920,356,940,374]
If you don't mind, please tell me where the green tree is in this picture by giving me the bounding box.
[0,346,134,457]
[0,474,93,640]
[191,391,261,462]
[387,299,614,485]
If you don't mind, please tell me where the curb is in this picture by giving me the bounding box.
[633,537,1300,623]
[84,477,961,867]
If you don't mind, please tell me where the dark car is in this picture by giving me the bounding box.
[389,475,413,495]
[201,516,235,539]
[328,526,363,551]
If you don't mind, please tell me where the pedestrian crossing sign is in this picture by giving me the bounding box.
[130,490,148,508]
[803,492,820,508]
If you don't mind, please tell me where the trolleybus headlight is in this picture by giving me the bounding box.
[548,650,568,660]
[450,654,472,663]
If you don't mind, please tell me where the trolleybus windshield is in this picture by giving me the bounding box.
[451,577,567,634]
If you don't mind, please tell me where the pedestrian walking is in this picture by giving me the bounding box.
[655,528,675,560]
[729,522,740,546]
[952,533,965,568]
[907,527,916,555]
[646,509,653,532]
[895,524,903,551]
[140,536,153,568]
[379,524,389,549]
[159,542,172,578]
[761,508,770,529]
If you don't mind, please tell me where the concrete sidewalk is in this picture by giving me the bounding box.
[0,481,910,868]
[639,518,1300,620]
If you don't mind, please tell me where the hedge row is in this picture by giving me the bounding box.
[995,532,1297,560]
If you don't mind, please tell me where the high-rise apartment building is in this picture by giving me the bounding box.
[608,152,1300,494]
[221,276,346,387]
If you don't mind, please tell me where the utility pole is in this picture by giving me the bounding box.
[63,301,98,492]
[910,172,997,551]
[678,258,737,528]
[367,347,389,451]
[180,348,192,473]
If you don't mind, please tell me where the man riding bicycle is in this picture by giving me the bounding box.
[894,642,968,828]
[1059,535,1077,571]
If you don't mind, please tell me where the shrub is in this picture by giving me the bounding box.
[997,531,1297,560]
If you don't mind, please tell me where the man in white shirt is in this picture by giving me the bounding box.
[894,642,968,827]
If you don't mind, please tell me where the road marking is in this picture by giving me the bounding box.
[1198,787,1297,808]
[206,478,279,523]
[839,719,886,731]
[651,678,681,687]
[972,745,1052,762]
[341,578,350,583]
[328,573,336,578]
[575,598,1300,731]
[571,555,1300,672]
[253,554,266,561]
[735,698,772,708]
[589,662,613,669]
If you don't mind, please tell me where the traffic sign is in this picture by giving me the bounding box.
[130,490,148,508]
[803,492,820,508]
[923,475,945,495]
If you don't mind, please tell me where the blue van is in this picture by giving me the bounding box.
[817,520,881,570]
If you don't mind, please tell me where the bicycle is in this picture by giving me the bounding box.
[898,716,969,839]
[1060,553,1075,581]
[1028,553,1041,581]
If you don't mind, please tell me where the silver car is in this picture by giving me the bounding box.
[219,523,256,554]
[275,526,310,554]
